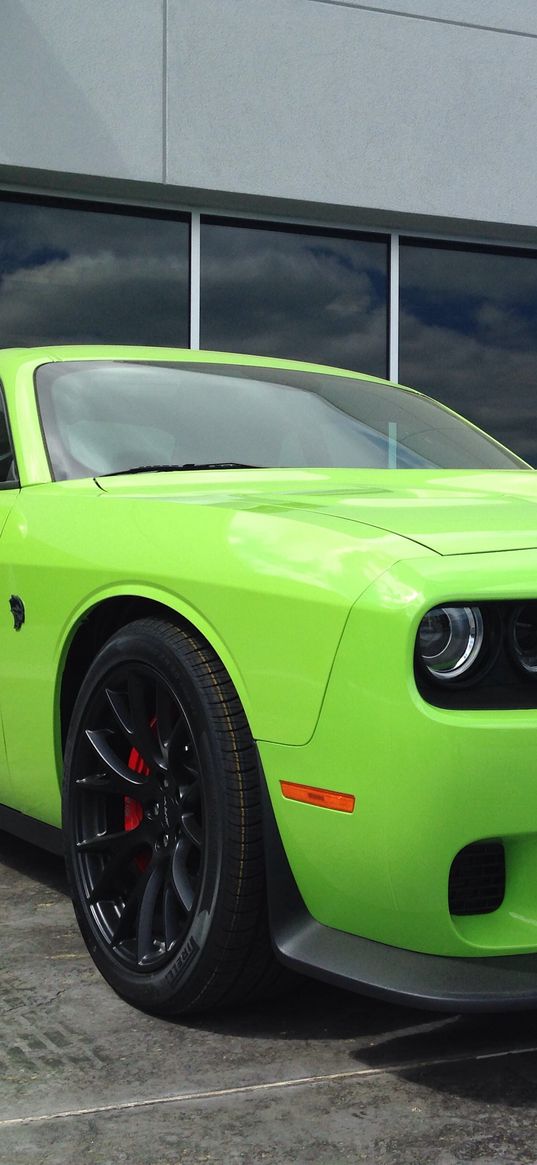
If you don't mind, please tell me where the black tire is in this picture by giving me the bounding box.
[63,617,282,1014]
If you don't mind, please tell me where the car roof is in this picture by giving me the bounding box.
[0,344,394,388]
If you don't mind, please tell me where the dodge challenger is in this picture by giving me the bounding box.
[1,345,537,1015]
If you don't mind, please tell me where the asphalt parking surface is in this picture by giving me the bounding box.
[3,834,537,1165]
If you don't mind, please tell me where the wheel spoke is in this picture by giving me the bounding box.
[168,719,199,780]
[171,838,195,914]
[136,861,165,963]
[77,827,133,854]
[180,779,201,813]
[84,729,158,799]
[155,684,175,755]
[163,880,183,950]
[127,671,163,773]
[105,688,133,740]
[76,771,115,793]
[111,863,154,945]
[83,829,151,903]
[182,811,202,849]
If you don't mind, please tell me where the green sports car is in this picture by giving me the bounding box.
[2,345,537,1015]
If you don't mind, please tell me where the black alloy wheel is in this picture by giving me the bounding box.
[63,617,281,1014]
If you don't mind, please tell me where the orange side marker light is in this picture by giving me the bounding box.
[280,781,355,813]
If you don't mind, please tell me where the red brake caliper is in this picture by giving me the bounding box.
[124,747,148,832]
[124,718,156,870]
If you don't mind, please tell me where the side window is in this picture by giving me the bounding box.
[0,392,17,486]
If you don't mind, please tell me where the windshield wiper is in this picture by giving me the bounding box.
[99,462,262,477]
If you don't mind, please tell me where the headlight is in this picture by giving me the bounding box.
[509,604,537,674]
[417,605,484,681]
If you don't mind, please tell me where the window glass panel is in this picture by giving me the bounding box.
[200,218,388,377]
[36,360,525,482]
[399,240,537,466]
[0,197,190,347]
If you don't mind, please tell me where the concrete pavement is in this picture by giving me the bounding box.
[2,830,537,1164]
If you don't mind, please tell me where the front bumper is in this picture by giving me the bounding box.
[261,776,537,1011]
[275,904,537,1013]
[259,547,537,969]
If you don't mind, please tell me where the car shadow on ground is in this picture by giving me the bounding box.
[0,827,68,895]
[181,989,537,1111]
[180,980,537,1059]
[183,976,439,1044]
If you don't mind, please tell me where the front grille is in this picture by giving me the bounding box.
[448,841,505,916]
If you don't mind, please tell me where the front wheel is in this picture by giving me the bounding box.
[63,617,281,1014]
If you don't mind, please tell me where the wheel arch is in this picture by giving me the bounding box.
[57,590,252,771]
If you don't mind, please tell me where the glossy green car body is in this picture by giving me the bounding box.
[4,345,537,1010]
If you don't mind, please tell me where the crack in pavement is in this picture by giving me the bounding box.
[2,1041,537,1128]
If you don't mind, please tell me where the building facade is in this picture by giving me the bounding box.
[1,0,537,460]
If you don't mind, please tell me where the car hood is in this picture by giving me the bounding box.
[96,467,537,556]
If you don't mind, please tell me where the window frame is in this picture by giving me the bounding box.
[0,383,20,490]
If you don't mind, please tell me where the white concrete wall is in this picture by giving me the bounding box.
[0,1,163,180]
[1,0,536,232]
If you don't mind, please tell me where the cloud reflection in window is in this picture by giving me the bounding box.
[0,198,190,348]
[400,240,537,466]
[200,218,388,378]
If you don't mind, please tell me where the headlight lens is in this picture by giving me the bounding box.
[417,605,484,680]
[510,604,537,674]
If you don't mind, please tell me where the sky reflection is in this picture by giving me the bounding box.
[400,240,537,466]
[0,198,190,347]
[200,219,388,378]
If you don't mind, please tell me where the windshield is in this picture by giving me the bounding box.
[35,360,528,480]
